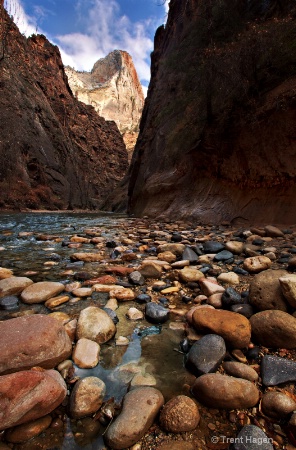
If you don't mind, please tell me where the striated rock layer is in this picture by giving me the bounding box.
[0,6,128,210]
[65,50,144,160]
[128,0,296,224]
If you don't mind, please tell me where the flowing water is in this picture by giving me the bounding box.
[0,212,192,449]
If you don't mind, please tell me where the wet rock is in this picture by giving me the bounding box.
[135,293,151,304]
[72,338,100,369]
[192,309,251,349]
[222,361,258,382]
[105,387,164,449]
[5,415,52,443]
[145,303,170,324]
[179,267,204,283]
[202,241,225,253]
[76,306,116,344]
[70,377,106,419]
[157,243,185,255]
[21,281,65,304]
[0,314,72,375]
[139,262,162,278]
[0,369,66,430]
[231,304,254,318]
[130,373,157,387]
[0,276,33,298]
[71,287,93,297]
[249,269,288,311]
[159,395,200,433]
[129,271,145,286]
[104,308,119,324]
[126,307,144,320]
[243,256,272,273]
[264,225,284,238]
[192,373,259,409]
[217,272,240,285]
[279,274,296,308]
[261,391,296,419]
[261,355,296,386]
[45,295,70,309]
[0,268,13,279]
[232,425,273,450]
[182,247,198,263]
[0,295,19,311]
[185,334,226,376]
[214,250,234,261]
[221,287,242,308]
[71,253,104,262]
[225,241,244,254]
[250,310,296,348]
[109,287,135,301]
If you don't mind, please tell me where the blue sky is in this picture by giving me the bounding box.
[4,0,168,94]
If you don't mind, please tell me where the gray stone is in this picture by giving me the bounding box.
[231,304,253,318]
[129,271,145,286]
[185,334,226,376]
[182,246,198,263]
[222,361,258,382]
[232,425,273,450]
[261,355,296,386]
[214,250,233,261]
[145,303,169,324]
[202,241,225,253]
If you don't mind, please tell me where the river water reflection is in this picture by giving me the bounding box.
[0,212,191,450]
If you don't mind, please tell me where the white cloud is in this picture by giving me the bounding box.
[4,0,39,35]
[54,0,154,85]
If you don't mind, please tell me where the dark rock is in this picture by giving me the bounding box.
[202,241,225,254]
[185,334,226,376]
[145,303,169,324]
[74,272,93,281]
[171,233,182,242]
[135,294,151,304]
[214,250,234,262]
[129,271,145,286]
[180,338,190,353]
[261,355,296,386]
[231,425,273,450]
[182,295,192,304]
[231,304,253,318]
[222,287,242,308]
[233,267,249,275]
[252,239,264,246]
[182,246,198,263]
[246,346,260,361]
[0,295,19,311]
[159,297,169,306]
[106,241,117,248]
[103,308,119,325]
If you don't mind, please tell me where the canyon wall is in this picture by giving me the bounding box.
[65,51,144,159]
[128,0,296,225]
[0,6,128,210]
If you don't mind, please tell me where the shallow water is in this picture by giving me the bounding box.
[0,212,191,449]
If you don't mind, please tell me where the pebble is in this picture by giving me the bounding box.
[20,281,65,304]
[158,251,177,263]
[221,287,242,308]
[243,256,272,273]
[109,287,135,301]
[139,262,163,278]
[179,267,204,283]
[214,250,234,261]
[192,308,251,349]
[199,278,225,296]
[182,246,199,263]
[105,387,164,449]
[130,373,157,386]
[232,425,273,450]
[72,287,93,297]
[202,241,225,253]
[157,243,185,255]
[5,415,52,443]
[261,391,296,419]
[44,295,70,309]
[76,306,116,344]
[159,395,200,433]
[250,310,296,348]
[192,373,259,409]
[264,225,284,237]
[207,293,223,308]
[261,355,296,386]
[135,293,151,303]
[185,334,226,376]
[71,252,104,262]
[217,272,240,285]
[116,336,129,346]
[129,271,145,285]
[0,268,13,279]
[279,274,296,308]
[222,361,259,381]
[0,295,19,311]
[249,269,288,311]
[225,241,244,254]
[145,302,170,324]
[126,307,144,320]
[231,303,253,318]
[69,377,106,419]
[0,276,33,298]
[72,338,100,368]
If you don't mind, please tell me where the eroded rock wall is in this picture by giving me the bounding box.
[128,0,296,225]
[0,7,128,210]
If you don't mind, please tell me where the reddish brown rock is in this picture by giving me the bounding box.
[159,395,200,433]
[192,308,251,349]
[0,370,66,430]
[250,310,296,348]
[0,314,72,375]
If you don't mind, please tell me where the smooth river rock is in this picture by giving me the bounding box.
[20,281,65,304]
[191,373,259,409]
[249,269,288,311]
[192,308,251,349]
[232,425,273,450]
[250,310,296,348]
[72,338,100,369]
[243,256,272,273]
[76,306,116,344]
[185,334,226,376]
[0,276,33,298]
[222,361,259,382]
[0,314,72,375]
[0,369,66,430]
[69,376,106,419]
[145,302,170,324]
[261,391,296,419]
[261,355,296,386]
[105,387,164,449]
[5,415,52,443]
[159,395,200,433]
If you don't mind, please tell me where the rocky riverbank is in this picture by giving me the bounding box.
[1,216,296,449]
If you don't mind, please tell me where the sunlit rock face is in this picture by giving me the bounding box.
[128,0,296,224]
[66,50,144,160]
[0,6,128,210]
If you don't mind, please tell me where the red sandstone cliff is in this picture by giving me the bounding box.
[128,0,296,224]
[0,5,128,210]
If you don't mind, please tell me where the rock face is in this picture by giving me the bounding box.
[66,50,144,159]
[0,6,128,210]
[128,0,296,224]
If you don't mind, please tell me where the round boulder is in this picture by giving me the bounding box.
[249,269,288,312]
[76,306,116,344]
[250,310,296,348]
[70,377,106,419]
[159,395,200,433]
